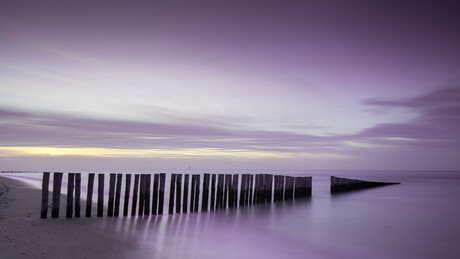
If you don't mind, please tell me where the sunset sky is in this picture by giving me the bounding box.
[1,0,459,170]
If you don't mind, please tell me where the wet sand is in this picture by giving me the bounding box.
[0,176,138,259]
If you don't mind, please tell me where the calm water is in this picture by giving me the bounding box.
[3,170,460,259]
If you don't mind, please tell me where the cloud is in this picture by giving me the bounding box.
[0,107,346,158]
[1,85,459,170]
[359,85,460,146]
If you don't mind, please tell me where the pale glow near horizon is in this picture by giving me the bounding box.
[0,146,349,160]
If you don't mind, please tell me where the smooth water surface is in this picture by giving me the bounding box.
[3,170,460,258]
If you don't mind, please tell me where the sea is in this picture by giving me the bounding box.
[2,170,460,259]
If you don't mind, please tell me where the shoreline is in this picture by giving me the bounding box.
[0,176,138,259]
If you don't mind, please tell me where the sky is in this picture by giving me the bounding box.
[1,0,460,170]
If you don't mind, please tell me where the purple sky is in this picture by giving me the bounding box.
[1,0,459,170]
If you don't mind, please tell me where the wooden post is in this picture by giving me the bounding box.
[227,175,233,209]
[202,174,210,212]
[306,177,312,197]
[210,174,216,211]
[194,174,200,213]
[175,174,182,214]
[114,173,122,217]
[152,174,159,215]
[273,175,279,201]
[232,174,238,208]
[267,174,273,203]
[190,175,196,212]
[97,174,104,217]
[75,173,81,217]
[256,174,262,204]
[51,173,63,218]
[138,174,146,216]
[123,174,131,217]
[274,175,285,201]
[108,174,116,217]
[280,175,285,201]
[266,174,271,203]
[264,174,270,203]
[249,175,253,205]
[169,174,176,214]
[252,175,257,205]
[243,174,250,206]
[144,174,151,215]
[294,177,299,199]
[182,174,189,213]
[216,174,224,210]
[239,174,246,207]
[224,174,231,209]
[131,174,139,216]
[285,176,294,200]
[255,174,261,204]
[66,173,75,218]
[262,174,268,203]
[158,173,166,215]
[41,172,50,219]
[86,173,95,217]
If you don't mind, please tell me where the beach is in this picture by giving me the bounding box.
[2,171,460,259]
[0,176,137,259]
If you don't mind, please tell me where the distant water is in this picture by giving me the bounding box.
[3,170,460,259]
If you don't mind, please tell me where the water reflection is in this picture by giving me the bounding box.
[3,171,460,258]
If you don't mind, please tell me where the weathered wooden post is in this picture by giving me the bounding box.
[123,174,131,217]
[86,173,95,217]
[41,172,50,219]
[194,174,200,213]
[267,174,273,203]
[175,174,182,214]
[264,174,269,203]
[239,174,246,207]
[114,174,122,217]
[224,174,231,209]
[232,174,238,208]
[202,174,210,212]
[259,174,265,204]
[274,175,285,201]
[107,174,116,217]
[97,174,104,217]
[183,174,189,213]
[169,174,176,214]
[249,174,253,205]
[152,174,159,215]
[190,174,196,212]
[227,175,233,209]
[75,173,81,217]
[244,174,250,206]
[138,174,146,216]
[158,173,166,215]
[253,174,259,205]
[216,174,224,210]
[306,177,312,197]
[285,176,294,200]
[144,174,151,215]
[131,174,139,216]
[294,177,300,199]
[273,175,279,201]
[258,174,264,204]
[51,172,63,218]
[66,173,75,218]
[210,174,216,211]
[280,175,285,201]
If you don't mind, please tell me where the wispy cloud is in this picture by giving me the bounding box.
[1,85,459,169]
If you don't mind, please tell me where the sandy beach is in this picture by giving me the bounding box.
[0,176,138,259]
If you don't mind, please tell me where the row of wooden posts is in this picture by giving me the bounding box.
[40,172,312,219]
